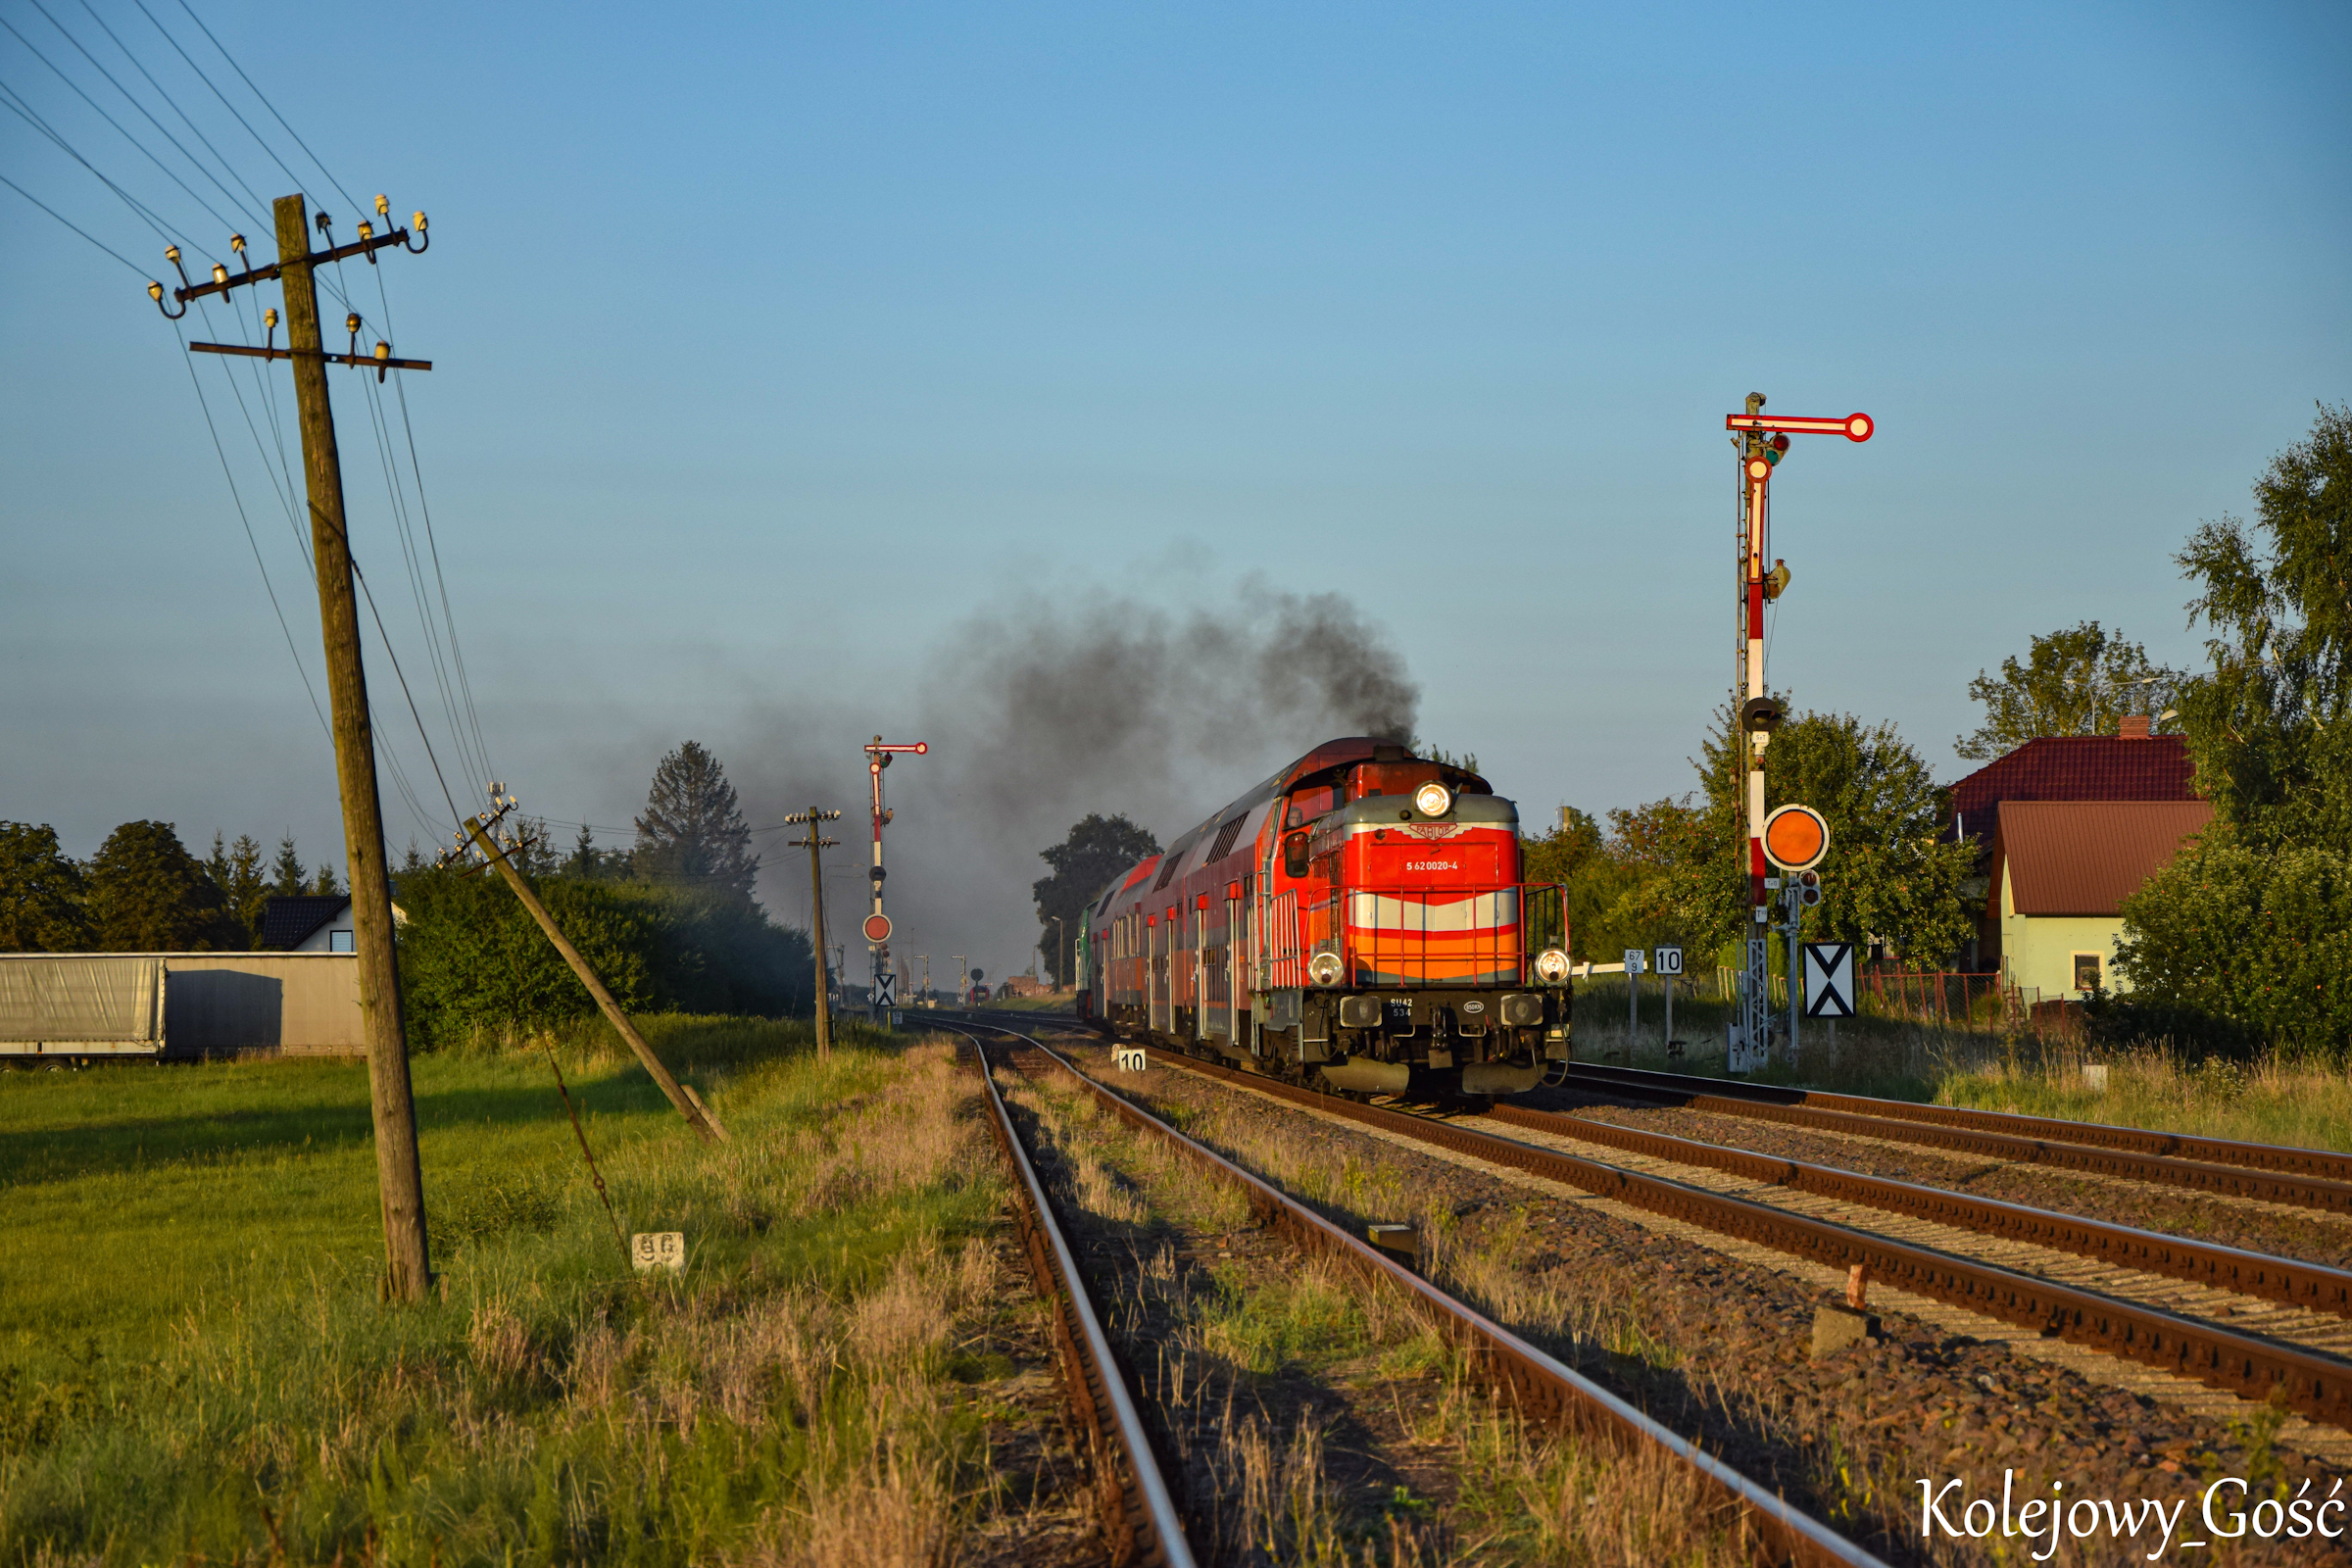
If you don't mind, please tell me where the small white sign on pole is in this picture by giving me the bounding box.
[1622,949,1646,975]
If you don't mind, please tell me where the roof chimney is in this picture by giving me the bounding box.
[2118,714,2152,740]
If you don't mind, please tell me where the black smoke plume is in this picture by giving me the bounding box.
[717,578,1421,984]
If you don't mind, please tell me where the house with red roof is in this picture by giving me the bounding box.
[1947,718,2208,994]
[1985,800,2212,1001]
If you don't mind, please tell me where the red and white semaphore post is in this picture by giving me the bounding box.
[1723,396,1872,1070]
[862,736,928,1024]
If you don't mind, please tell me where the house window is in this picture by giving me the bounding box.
[2072,952,2101,992]
[330,929,355,953]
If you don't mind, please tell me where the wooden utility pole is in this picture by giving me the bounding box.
[461,815,728,1143]
[786,808,841,1059]
[275,193,432,1300]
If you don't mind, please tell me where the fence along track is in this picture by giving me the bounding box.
[1078,1036,2352,1431]
[955,1017,1893,1568]
[956,1027,1194,1568]
[1561,1061,2352,1198]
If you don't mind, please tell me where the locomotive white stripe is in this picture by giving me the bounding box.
[1347,889,1520,932]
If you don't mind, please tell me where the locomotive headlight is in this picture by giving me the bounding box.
[1413,781,1452,817]
[1307,951,1344,987]
[1534,948,1572,985]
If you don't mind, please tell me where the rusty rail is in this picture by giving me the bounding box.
[1557,1062,2352,1213]
[955,1017,1892,1568]
[1075,1037,2352,1431]
[958,1031,1192,1568]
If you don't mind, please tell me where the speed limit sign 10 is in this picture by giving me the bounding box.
[1654,946,1684,976]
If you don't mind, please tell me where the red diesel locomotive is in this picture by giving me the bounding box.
[1079,737,1572,1096]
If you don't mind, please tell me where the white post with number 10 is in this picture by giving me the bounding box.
[1653,946,1683,1054]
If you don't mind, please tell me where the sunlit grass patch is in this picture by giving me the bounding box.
[0,1029,1036,1566]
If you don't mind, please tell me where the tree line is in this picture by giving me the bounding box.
[0,820,341,953]
[1,739,815,1046]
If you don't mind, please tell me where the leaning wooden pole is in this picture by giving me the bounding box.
[276,194,433,1299]
[463,818,727,1144]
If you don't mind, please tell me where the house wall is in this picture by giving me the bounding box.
[291,919,354,953]
[1998,878,2127,1000]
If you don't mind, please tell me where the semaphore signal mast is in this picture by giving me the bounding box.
[861,736,927,1023]
[1724,394,1872,1070]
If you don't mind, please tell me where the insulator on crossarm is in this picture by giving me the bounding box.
[375,193,390,219]
[212,264,227,287]
[407,212,428,252]
[149,279,185,318]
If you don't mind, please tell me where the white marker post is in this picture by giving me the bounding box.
[1623,948,1645,1046]
[1654,945,1684,1054]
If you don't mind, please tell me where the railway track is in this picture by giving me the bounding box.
[963,1022,1194,1568]
[948,1016,1892,1568]
[1554,1061,2352,1215]
[976,1014,2352,1436]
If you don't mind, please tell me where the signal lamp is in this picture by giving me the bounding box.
[1772,433,1790,452]
[1307,951,1344,987]
[1798,868,1823,906]
[1413,781,1452,817]
[1533,948,1572,985]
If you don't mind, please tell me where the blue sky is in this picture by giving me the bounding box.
[4,1,2346,972]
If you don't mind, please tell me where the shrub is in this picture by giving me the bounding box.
[395,867,811,1049]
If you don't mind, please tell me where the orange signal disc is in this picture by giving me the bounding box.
[1762,805,1829,872]
[862,913,893,943]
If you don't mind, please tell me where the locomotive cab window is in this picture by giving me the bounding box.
[1282,830,1311,878]
[1285,783,1340,828]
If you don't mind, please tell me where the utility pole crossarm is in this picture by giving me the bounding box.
[154,220,423,312]
[189,342,432,371]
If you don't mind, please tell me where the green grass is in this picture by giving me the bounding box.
[0,1015,1010,1566]
[1568,989,2352,1152]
